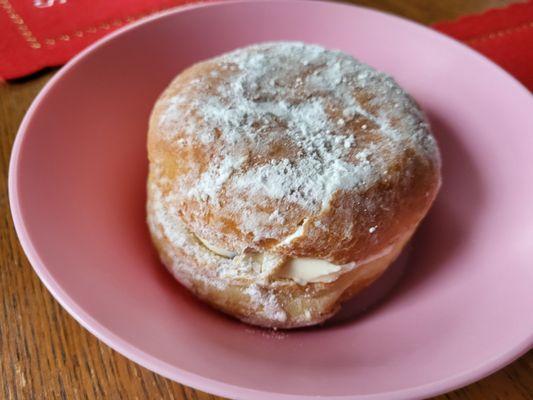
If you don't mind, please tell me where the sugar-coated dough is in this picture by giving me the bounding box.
[147,42,441,328]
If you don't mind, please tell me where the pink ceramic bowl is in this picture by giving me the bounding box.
[9,1,533,399]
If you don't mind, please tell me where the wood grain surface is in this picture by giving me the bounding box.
[1,1,531,399]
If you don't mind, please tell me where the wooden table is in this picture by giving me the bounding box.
[1,0,531,399]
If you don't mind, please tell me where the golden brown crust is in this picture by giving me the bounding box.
[147,42,441,328]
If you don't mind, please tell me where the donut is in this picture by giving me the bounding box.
[147,42,441,328]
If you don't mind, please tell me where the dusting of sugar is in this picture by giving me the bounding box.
[369,226,377,233]
[268,209,285,224]
[188,155,248,203]
[158,41,440,241]
[244,284,287,322]
[344,136,355,149]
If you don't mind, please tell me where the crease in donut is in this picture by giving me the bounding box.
[176,183,400,287]
[195,235,236,258]
[192,221,399,287]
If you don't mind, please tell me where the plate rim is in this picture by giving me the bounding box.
[8,1,533,399]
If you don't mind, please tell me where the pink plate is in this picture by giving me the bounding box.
[9,1,533,399]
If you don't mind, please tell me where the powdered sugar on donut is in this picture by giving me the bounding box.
[156,41,440,243]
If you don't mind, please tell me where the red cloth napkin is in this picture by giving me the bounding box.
[1,0,532,90]
[0,0,205,80]
[433,0,533,90]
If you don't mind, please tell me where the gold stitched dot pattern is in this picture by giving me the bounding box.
[0,0,42,49]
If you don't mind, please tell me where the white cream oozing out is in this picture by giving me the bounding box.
[275,241,397,284]
[275,258,348,285]
[195,237,395,286]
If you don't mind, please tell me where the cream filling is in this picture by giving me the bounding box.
[277,241,397,285]
[196,235,397,285]
[274,258,352,285]
[196,236,237,258]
